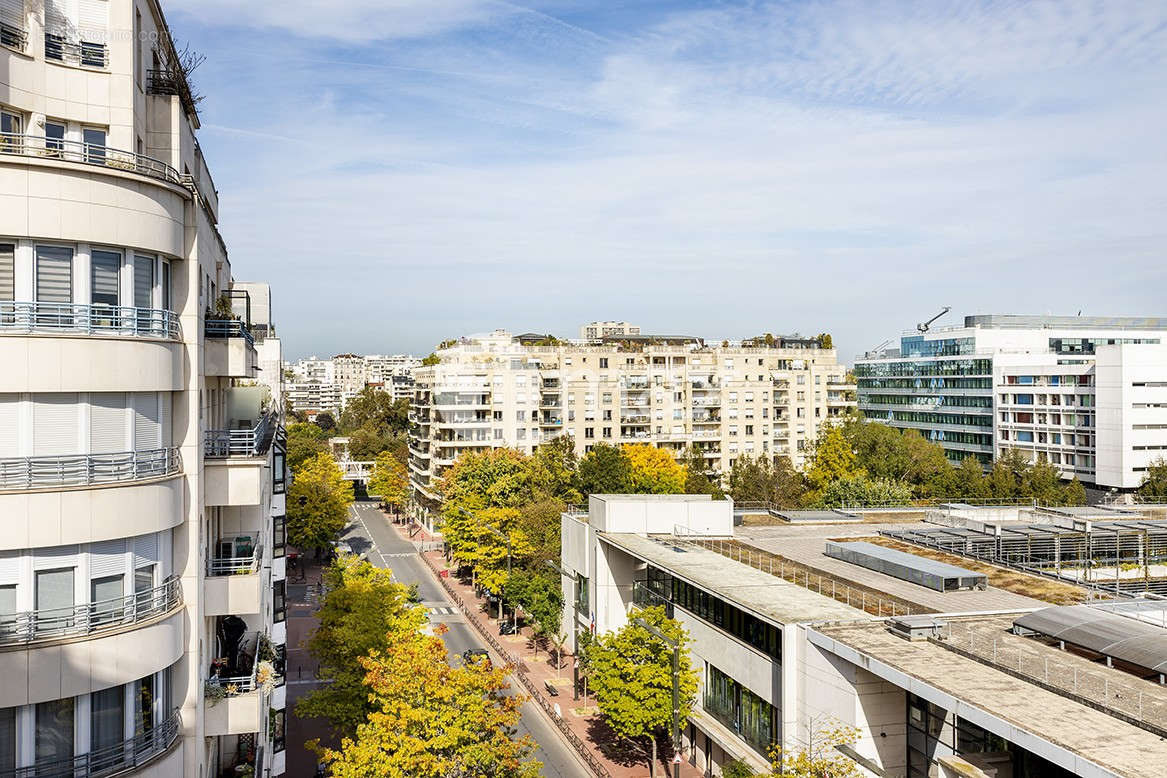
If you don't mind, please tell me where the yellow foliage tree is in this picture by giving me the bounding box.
[767,718,862,777]
[624,444,686,494]
[368,451,409,511]
[321,626,541,778]
[288,452,354,551]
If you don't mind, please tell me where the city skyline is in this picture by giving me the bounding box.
[162,0,1167,360]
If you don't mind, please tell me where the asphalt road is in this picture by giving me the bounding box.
[341,501,590,778]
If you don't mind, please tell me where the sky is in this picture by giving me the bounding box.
[161,0,1167,362]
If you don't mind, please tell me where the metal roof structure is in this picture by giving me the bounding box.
[1013,605,1167,677]
[825,541,987,592]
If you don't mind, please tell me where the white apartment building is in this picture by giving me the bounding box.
[1,4,287,777]
[580,321,641,340]
[559,496,1166,778]
[855,315,1167,490]
[284,353,418,415]
[408,330,855,508]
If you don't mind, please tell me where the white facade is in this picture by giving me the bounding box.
[283,353,419,415]
[0,2,286,775]
[580,321,641,340]
[857,315,1167,489]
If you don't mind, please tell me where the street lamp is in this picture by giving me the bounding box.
[630,615,682,778]
[545,559,580,701]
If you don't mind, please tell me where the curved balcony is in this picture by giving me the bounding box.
[0,575,181,647]
[0,448,181,492]
[0,303,179,340]
[0,132,181,186]
[0,709,181,778]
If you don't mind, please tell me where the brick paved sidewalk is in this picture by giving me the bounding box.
[393,513,705,778]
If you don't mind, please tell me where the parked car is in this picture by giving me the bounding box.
[462,648,490,667]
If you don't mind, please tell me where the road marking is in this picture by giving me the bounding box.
[350,505,388,566]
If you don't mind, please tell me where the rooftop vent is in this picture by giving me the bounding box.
[825,540,988,592]
[890,615,948,642]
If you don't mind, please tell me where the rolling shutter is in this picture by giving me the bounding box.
[0,0,25,29]
[35,246,72,304]
[134,533,159,569]
[77,0,105,40]
[0,552,18,585]
[89,393,126,454]
[132,393,160,450]
[0,394,18,458]
[88,539,126,579]
[0,243,13,302]
[90,251,120,307]
[32,394,79,456]
[43,0,69,36]
[159,393,172,447]
[33,545,78,570]
[133,255,154,309]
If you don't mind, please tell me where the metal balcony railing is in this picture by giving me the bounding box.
[0,19,26,50]
[207,633,263,696]
[208,544,262,576]
[44,33,108,68]
[0,132,179,184]
[0,448,180,491]
[0,709,180,778]
[204,414,275,459]
[0,302,179,339]
[0,576,182,646]
[204,318,255,346]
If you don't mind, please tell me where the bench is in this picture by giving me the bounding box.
[544,679,560,697]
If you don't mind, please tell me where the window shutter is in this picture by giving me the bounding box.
[33,545,78,570]
[134,255,154,309]
[132,393,160,450]
[77,0,105,40]
[134,533,159,568]
[35,246,73,304]
[89,539,126,579]
[89,393,127,454]
[0,394,18,458]
[32,393,79,456]
[159,393,172,447]
[0,243,13,302]
[0,0,24,29]
[90,250,120,307]
[43,0,68,36]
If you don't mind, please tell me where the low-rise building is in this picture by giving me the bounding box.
[558,495,1167,777]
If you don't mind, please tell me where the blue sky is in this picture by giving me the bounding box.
[162,0,1167,361]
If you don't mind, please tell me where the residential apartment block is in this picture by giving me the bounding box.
[1,3,287,776]
[559,495,1167,778]
[284,353,419,416]
[580,320,641,340]
[408,330,855,508]
[855,315,1167,490]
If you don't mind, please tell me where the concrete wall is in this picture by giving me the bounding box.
[1096,344,1167,489]
[588,494,733,536]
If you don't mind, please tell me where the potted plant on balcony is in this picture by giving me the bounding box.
[213,294,237,321]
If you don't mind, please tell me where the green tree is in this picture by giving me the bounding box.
[805,425,861,494]
[945,456,990,500]
[679,446,722,498]
[347,423,393,460]
[368,451,409,511]
[315,411,337,433]
[523,436,581,504]
[1139,458,1167,497]
[340,387,409,436]
[420,352,440,366]
[816,474,913,509]
[504,570,563,656]
[320,623,540,777]
[817,333,833,349]
[575,443,633,496]
[585,606,699,777]
[288,452,354,552]
[297,554,426,735]
[287,422,328,470]
[625,444,686,494]
[516,497,567,568]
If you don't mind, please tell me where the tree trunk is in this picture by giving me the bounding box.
[650,735,657,778]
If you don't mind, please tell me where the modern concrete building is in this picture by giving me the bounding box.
[284,353,419,416]
[855,315,1167,490]
[580,321,641,340]
[408,330,855,509]
[558,495,1167,777]
[0,3,286,776]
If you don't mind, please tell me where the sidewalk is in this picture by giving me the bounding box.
[391,511,706,778]
[284,552,334,778]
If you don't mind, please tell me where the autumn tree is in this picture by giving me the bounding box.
[768,718,861,778]
[340,387,409,436]
[575,442,633,496]
[524,435,581,504]
[585,606,699,777]
[368,451,409,511]
[805,425,861,495]
[297,555,425,735]
[288,452,353,552]
[624,444,686,494]
[319,625,540,778]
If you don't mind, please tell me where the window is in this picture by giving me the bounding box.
[574,573,588,613]
[36,697,75,766]
[90,686,125,769]
[45,120,66,155]
[0,109,21,152]
[273,451,286,494]
[83,127,106,163]
[133,254,154,308]
[90,574,124,622]
[91,249,120,307]
[36,567,74,630]
[273,515,286,558]
[0,243,13,307]
[160,261,170,311]
[272,580,286,623]
[271,709,286,753]
[0,706,13,772]
[36,245,73,304]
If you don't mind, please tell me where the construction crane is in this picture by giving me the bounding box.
[917,306,951,334]
[865,339,892,359]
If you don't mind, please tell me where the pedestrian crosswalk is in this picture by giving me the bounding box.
[427,605,457,616]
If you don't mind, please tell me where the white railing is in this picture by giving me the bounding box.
[0,709,181,778]
[207,544,262,576]
[0,302,179,339]
[204,415,275,458]
[0,576,181,646]
[0,131,179,184]
[0,448,180,491]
